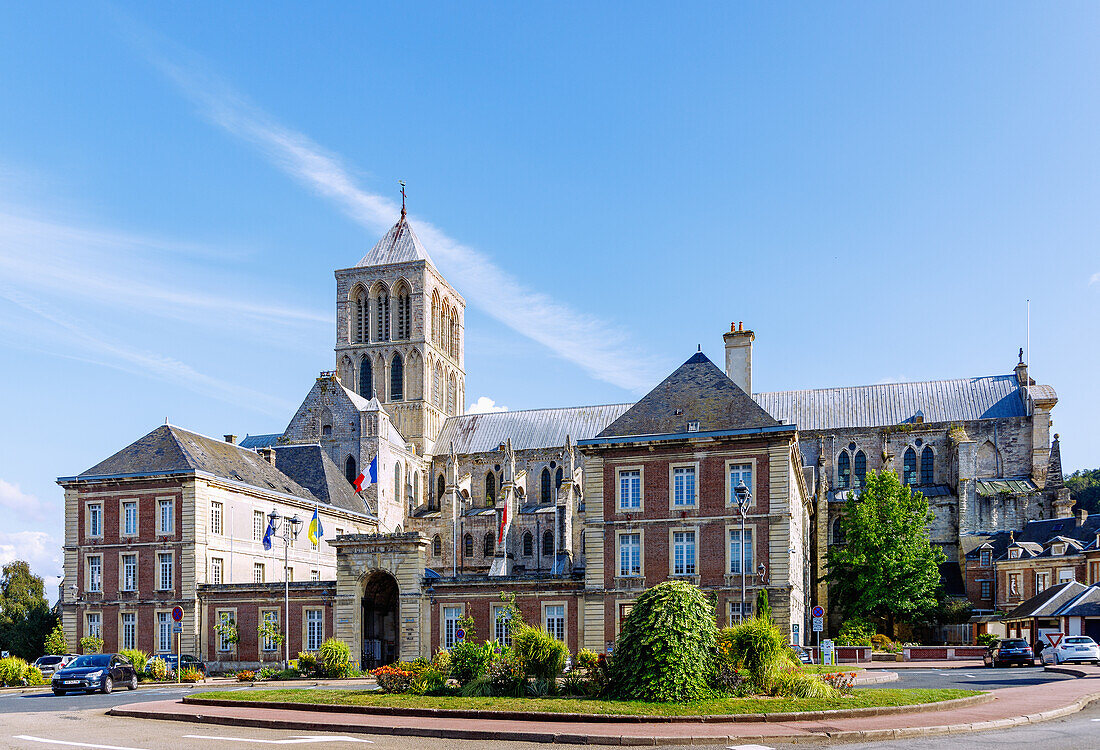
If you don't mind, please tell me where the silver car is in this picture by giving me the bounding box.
[33,654,75,677]
[1041,636,1100,665]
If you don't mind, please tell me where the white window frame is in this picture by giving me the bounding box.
[254,563,265,583]
[210,501,223,535]
[617,531,642,577]
[670,528,697,577]
[85,612,101,639]
[1058,567,1075,584]
[217,609,236,652]
[121,553,137,592]
[980,580,992,599]
[253,510,264,542]
[725,458,758,508]
[157,551,174,591]
[729,600,753,624]
[87,502,103,539]
[310,569,320,582]
[120,499,138,537]
[156,611,172,653]
[442,605,463,649]
[491,604,512,647]
[86,554,103,593]
[542,602,566,641]
[210,557,223,585]
[261,609,279,651]
[305,609,324,652]
[727,525,755,575]
[669,462,698,509]
[979,549,991,567]
[616,466,643,512]
[1035,571,1049,593]
[158,497,174,535]
[120,612,136,650]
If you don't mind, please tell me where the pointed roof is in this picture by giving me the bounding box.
[595,352,781,440]
[1048,434,1065,490]
[272,444,374,517]
[356,216,433,267]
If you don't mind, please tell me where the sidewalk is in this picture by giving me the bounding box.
[109,673,1100,745]
[846,659,985,670]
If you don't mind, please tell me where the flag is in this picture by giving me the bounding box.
[368,456,378,484]
[262,517,276,551]
[353,473,365,493]
[497,503,507,545]
[307,507,323,546]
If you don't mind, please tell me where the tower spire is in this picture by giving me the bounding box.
[399,180,407,219]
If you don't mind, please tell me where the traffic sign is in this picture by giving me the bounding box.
[455,627,466,643]
[171,606,184,622]
[812,616,823,632]
[811,605,824,619]
[173,623,183,633]
[1046,632,1063,649]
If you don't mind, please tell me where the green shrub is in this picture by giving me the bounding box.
[976,633,999,647]
[275,668,300,680]
[317,638,352,678]
[119,649,148,673]
[608,580,719,702]
[431,648,451,675]
[146,657,170,681]
[236,670,255,682]
[512,626,568,683]
[755,589,773,623]
[44,622,67,655]
[559,671,588,696]
[79,635,103,654]
[487,651,526,697]
[449,641,493,685]
[722,617,798,694]
[0,657,29,686]
[573,648,599,674]
[771,671,839,699]
[410,667,446,695]
[295,651,318,677]
[258,666,279,680]
[459,674,493,697]
[836,619,874,647]
[870,633,894,652]
[24,666,45,686]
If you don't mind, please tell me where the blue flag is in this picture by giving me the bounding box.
[307,507,323,546]
[368,456,378,484]
[262,517,276,551]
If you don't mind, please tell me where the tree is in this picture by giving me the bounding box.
[0,561,57,660]
[43,622,67,655]
[1066,468,1100,515]
[827,470,946,637]
[755,589,772,623]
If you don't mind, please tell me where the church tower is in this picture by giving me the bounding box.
[334,195,465,456]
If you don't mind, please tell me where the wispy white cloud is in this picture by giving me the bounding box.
[467,396,508,414]
[0,479,54,522]
[1090,271,1100,286]
[0,530,64,602]
[874,374,911,385]
[138,39,665,393]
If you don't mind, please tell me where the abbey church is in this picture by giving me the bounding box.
[57,207,1070,668]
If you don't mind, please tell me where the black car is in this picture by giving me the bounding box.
[983,638,1035,668]
[51,653,138,694]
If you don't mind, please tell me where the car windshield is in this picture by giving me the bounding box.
[68,655,110,668]
[1064,637,1094,645]
[37,656,63,665]
[1001,640,1028,647]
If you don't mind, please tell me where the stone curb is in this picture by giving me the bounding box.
[853,671,898,685]
[180,691,992,725]
[1043,665,1093,679]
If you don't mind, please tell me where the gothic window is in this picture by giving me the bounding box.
[541,468,552,503]
[412,471,419,506]
[345,456,357,485]
[432,364,443,409]
[432,535,441,556]
[450,309,459,358]
[523,531,533,556]
[447,373,457,414]
[322,424,332,436]
[485,472,496,505]
[374,287,391,342]
[483,532,495,557]
[542,529,554,556]
[837,451,851,489]
[394,463,403,508]
[921,446,934,485]
[359,356,373,399]
[831,516,845,545]
[463,533,473,559]
[351,286,367,343]
[436,474,445,507]
[431,291,441,346]
[390,353,404,401]
[555,467,563,490]
[374,356,386,401]
[854,450,866,488]
[903,447,918,485]
[394,284,411,340]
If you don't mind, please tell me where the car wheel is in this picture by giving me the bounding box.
[127,673,138,690]
[102,676,113,694]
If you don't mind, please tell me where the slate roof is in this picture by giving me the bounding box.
[356,216,433,267]
[753,374,1026,431]
[73,425,317,501]
[240,433,280,450]
[976,478,1038,497]
[1003,581,1089,621]
[1059,586,1100,618]
[596,352,781,440]
[436,404,633,455]
[272,444,375,516]
[963,513,1100,562]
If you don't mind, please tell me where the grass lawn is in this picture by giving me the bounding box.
[190,687,980,717]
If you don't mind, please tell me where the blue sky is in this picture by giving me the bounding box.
[1,2,1098,591]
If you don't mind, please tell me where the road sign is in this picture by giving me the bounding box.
[173,623,183,633]
[811,605,824,619]
[171,606,184,622]
[812,616,823,632]
[455,627,465,643]
[821,639,835,666]
[1046,632,1064,649]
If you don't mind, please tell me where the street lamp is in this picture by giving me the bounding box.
[268,509,302,668]
[734,479,752,623]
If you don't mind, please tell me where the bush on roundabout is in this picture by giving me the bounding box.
[317,638,353,678]
[512,625,568,684]
[608,580,719,702]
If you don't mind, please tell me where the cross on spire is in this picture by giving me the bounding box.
[399,180,407,219]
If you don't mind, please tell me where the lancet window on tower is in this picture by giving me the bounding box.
[359,356,373,399]
[921,446,934,485]
[390,353,404,401]
[431,291,441,347]
[447,373,457,414]
[541,468,552,504]
[374,286,391,342]
[903,447,918,485]
[351,286,368,344]
[394,283,411,340]
[432,364,443,409]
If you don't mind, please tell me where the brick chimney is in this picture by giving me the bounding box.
[723,321,754,394]
[224,434,237,444]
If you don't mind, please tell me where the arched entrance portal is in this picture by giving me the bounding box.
[361,571,398,669]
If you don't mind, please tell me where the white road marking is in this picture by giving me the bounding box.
[13,737,152,750]
[727,746,775,750]
[183,736,372,745]
[962,673,976,678]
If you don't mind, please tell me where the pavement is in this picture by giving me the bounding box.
[107,667,1100,745]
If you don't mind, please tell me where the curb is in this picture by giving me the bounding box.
[853,671,898,685]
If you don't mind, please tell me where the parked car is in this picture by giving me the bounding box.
[51,654,138,695]
[146,654,206,676]
[1041,636,1100,665]
[983,638,1035,667]
[33,654,76,677]
[789,644,813,664]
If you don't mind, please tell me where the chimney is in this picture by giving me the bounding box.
[224,434,237,444]
[722,321,754,394]
[258,447,277,465]
[1077,507,1088,527]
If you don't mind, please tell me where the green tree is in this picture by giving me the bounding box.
[43,622,67,655]
[1066,468,1100,515]
[0,561,57,660]
[755,589,772,623]
[827,470,946,637]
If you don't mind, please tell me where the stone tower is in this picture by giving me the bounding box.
[334,204,466,456]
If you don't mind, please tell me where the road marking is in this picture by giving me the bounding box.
[13,737,151,750]
[963,673,977,678]
[184,736,372,745]
[727,745,775,750]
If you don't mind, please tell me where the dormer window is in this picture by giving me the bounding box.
[1008,548,1021,560]
[979,549,991,567]
[1052,543,1066,556]
[687,421,700,432]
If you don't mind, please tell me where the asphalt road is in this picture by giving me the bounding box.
[861,665,1075,691]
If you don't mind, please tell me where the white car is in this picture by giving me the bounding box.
[1041,636,1100,665]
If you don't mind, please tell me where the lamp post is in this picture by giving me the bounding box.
[734,479,752,623]
[268,509,302,669]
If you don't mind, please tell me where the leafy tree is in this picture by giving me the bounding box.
[0,561,57,660]
[827,470,946,637]
[43,622,67,655]
[755,589,772,623]
[1066,468,1100,515]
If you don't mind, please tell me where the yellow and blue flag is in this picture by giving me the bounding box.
[307,506,323,546]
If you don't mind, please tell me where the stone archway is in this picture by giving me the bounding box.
[361,571,399,668]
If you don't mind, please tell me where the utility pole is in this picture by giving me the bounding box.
[735,480,752,623]
[267,509,302,669]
